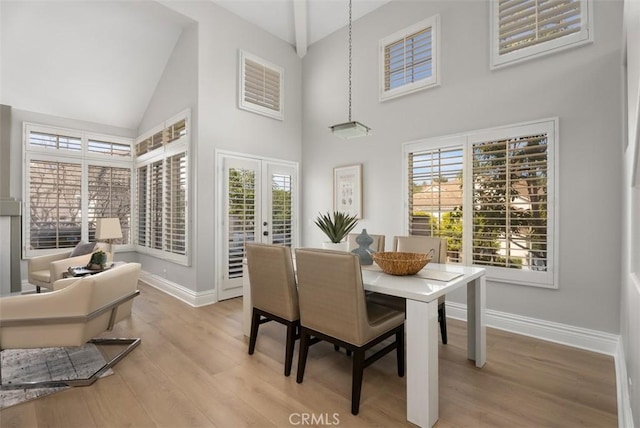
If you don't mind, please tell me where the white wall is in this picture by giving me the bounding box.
[302,0,623,333]
[622,0,639,424]
[145,1,303,293]
[135,23,199,290]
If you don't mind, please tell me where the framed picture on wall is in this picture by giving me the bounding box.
[334,164,362,219]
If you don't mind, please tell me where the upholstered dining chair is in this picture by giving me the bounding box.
[246,243,300,376]
[0,263,141,389]
[369,236,450,344]
[294,248,405,415]
[347,232,386,252]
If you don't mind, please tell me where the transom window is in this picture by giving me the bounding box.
[379,15,440,101]
[405,118,557,287]
[490,0,593,69]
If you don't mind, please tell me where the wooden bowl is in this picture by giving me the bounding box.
[371,252,432,276]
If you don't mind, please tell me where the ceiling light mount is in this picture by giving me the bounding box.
[329,0,371,139]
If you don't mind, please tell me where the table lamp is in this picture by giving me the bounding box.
[96,218,122,258]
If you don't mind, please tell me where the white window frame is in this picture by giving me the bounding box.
[403,118,559,288]
[238,50,284,120]
[490,0,594,70]
[23,123,134,257]
[379,15,440,101]
[134,109,190,266]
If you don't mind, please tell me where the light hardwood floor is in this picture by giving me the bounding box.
[1,283,617,427]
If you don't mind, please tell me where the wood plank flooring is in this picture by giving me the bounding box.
[0,283,617,427]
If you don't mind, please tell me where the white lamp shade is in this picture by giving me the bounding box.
[96,218,122,240]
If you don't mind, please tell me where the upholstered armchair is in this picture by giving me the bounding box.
[0,262,141,389]
[27,242,110,292]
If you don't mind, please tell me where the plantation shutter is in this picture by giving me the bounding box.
[408,147,464,263]
[136,165,148,247]
[271,173,293,247]
[28,131,81,151]
[165,152,187,255]
[166,118,187,144]
[497,0,583,55]
[384,27,432,91]
[88,165,131,243]
[471,134,548,270]
[239,51,283,120]
[88,139,131,157]
[150,160,164,250]
[29,160,82,249]
[227,168,256,279]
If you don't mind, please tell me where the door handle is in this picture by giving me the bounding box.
[263,231,269,236]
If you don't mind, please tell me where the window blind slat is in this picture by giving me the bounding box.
[498,0,583,55]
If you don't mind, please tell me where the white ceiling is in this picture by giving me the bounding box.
[212,0,392,55]
[0,0,389,130]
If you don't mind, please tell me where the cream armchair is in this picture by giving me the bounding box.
[27,243,111,292]
[1,262,141,389]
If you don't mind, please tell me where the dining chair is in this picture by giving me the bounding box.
[246,243,300,376]
[347,232,385,252]
[369,235,449,344]
[294,248,405,415]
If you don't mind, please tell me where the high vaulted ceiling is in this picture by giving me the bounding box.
[1,1,193,130]
[0,0,389,130]
[212,0,392,57]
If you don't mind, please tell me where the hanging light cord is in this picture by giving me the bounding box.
[348,0,353,122]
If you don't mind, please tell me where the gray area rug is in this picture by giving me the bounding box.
[0,343,112,409]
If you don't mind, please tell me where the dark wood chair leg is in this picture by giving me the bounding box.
[351,349,365,415]
[396,325,405,377]
[296,328,310,383]
[248,309,260,355]
[334,344,352,356]
[284,321,297,376]
[438,303,448,345]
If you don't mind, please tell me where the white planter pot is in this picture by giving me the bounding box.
[321,242,348,251]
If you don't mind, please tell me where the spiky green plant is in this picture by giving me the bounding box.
[315,211,359,243]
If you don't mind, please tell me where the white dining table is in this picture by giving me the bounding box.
[242,261,486,427]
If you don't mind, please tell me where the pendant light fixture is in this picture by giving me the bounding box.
[329,0,372,139]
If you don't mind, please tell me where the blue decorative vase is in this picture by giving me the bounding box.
[351,228,374,265]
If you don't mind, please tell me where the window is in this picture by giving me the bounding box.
[405,118,557,287]
[490,0,593,69]
[379,15,440,101]
[238,50,284,120]
[135,110,190,264]
[24,123,133,256]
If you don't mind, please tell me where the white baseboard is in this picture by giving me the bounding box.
[139,271,217,307]
[446,301,619,355]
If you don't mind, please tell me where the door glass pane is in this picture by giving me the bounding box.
[271,173,292,246]
[228,168,256,279]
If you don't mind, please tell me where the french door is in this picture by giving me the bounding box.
[217,153,298,300]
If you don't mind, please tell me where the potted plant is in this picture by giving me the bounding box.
[87,250,107,270]
[315,211,359,250]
